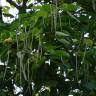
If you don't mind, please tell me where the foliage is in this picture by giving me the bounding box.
[0,0,96,96]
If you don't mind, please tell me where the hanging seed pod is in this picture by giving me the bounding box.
[4,37,13,44]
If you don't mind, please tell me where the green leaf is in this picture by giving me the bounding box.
[85,81,96,90]
[72,39,78,43]
[84,39,93,46]
[45,80,57,87]
[36,10,49,18]
[3,13,14,18]
[57,39,70,46]
[2,6,10,14]
[61,3,77,11]
[53,50,70,58]
[56,31,70,37]
[41,4,51,13]
[32,27,40,35]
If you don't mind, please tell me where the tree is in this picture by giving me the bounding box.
[0,0,96,96]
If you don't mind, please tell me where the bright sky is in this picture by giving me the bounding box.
[0,0,18,22]
[0,0,34,22]
[0,0,9,6]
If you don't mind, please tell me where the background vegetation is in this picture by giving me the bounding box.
[0,0,96,96]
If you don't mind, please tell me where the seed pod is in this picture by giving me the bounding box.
[4,37,13,44]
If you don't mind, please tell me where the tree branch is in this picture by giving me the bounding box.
[23,0,28,7]
[0,7,2,20]
[6,0,19,9]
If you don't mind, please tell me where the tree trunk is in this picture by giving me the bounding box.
[23,81,33,96]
